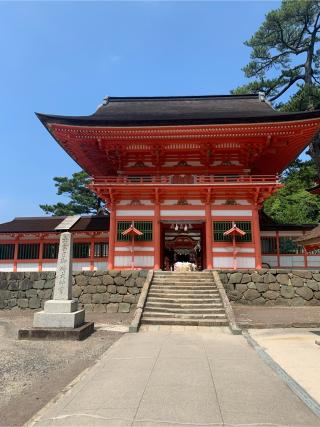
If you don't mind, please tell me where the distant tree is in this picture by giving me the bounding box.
[40,171,104,216]
[233,1,320,101]
[263,158,320,224]
[232,0,320,175]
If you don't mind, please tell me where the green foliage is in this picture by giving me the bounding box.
[40,171,103,216]
[279,83,320,111]
[232,0,320,101]
[263,159,320,224]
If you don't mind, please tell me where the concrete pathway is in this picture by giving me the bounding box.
[250,328,320,406]
[28,328,320,427]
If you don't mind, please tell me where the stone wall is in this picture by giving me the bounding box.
[219,270,320,306]
[0,270,147,313]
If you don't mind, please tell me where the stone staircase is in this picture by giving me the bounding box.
[141,271,228,327]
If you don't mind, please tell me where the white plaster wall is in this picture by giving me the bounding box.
[212,247,254,253]
[42,263,57,271]
[114,255,154,267]
[0,263,14,272]
[94,261,107,270]
[214,200,250,205]
[17,263,38,272]
[262,255,278,267]
[212,209,252,217]
[115,246,154,252]
[160,210,205,217]
[72,262,91,271]
[307,256,320,267]
[116,210,155,216]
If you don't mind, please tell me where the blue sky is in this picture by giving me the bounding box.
[0,0,285,223]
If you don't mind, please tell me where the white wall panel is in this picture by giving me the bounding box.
[118,200,154,206]
[214,200,250,205]
[134,256,154,267]
[213,257,233,268]
[115,246,154,252]
[17,263,38,272]
[0,263,14,271]
[160,210,205,217]
[94,261,107,270]
[278,231,303,237]
[114,256,131,267]
[237,257,255,268]
[212,209,252,217]
[116,210,154,216]
[72,262,91,271]
[279,256,293,267]
[212,247,254,253]
[42,263,57,271]
[307,256,320,267]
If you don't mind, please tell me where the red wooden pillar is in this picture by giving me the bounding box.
[154,202,161,270]
[13,236,19,272]
[90,236,95,271]
[252,207,262,269]
[38,235,44,272]
[108,204,116,270]
[205,203,213,269]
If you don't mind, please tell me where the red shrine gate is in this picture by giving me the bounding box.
[36,94,320,270]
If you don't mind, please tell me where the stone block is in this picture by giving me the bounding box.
[131,270,139,278]
[8,281,19,291]
[129,287,140,295]
[274,297,290,306]
[83,304,94,312]
[72,285,82,298]
[229,290,242,301]
[121,271,132,278]
[17,291,26,299]
[110,294,122,303]
[109,270,120,278]
[79,294,92,304]
[119,303,130,313]
[291,277,304,287]
[263,290,280,300]
[102,275,114,285]
[106,303,118,313]
[93,304,106,313]
[293,270,313,279]
[306,299,320,306]
[265,300,276,306]
[107,285,117,294]
[83,271,94,277]
[89,277,102,286]
[94,271,105,276]
[139,270,148,277]
[306,280,319,291]
[241,274,251,284]
[256,282,269,293]
[264,273,276,284]
[251,273,263,283]
[219,273,228,284]
[247,282,256,289]
[44,280,55,289]
[252,297,265,305]
[229,272,242,284]
[19,278,32,290]
[0,280,7,290]
[0,290,10,300]
[296,286,314,300]
[268,282,280,291]
[34,280,45,289]
[101,294,110,303]
[125,278,136,287]
[85,285,96,294]
[96,285,107,293]
[8,298,17,308]
[291,296,306,306]
[92,294,104,304]
[314,291,320,300]
[276,274,289,285]
[26,289,37,298]
[312,273,320,281]
[117,286,127,295]
[114,276,125,285]
[75,275,88,286]
[235,283,247,293]
[29,297,41,309]
[136,277,145,288]
[44,299,78,313]
[123,294,135,304]
[243,289,260,301]
[33,309,85,328]
[280,285,295,299]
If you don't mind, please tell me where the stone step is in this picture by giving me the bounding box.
[144,306,226,314]
[151,284,216,289]
[141,318,229,326]
[142,312,227,320]
[150,288,217,293]
[147,297,221,304]
[148,293,219,299]
[145,302,223,309]
[152,277,212,281]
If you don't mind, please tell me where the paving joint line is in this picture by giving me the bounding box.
[243,330,320,419]
[131,332,169,426]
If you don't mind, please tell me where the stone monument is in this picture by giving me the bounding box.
[33,232,85,328]
[19,231,94,340]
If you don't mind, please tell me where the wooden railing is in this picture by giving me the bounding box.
[92,175,279,185]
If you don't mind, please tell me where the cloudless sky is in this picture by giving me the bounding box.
[0,0,283,223]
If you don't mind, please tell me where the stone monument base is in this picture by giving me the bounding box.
[18,322,94,341]
[33,299,85,328]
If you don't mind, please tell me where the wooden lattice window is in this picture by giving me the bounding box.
[117,221,153,241]
[261,237,277,254]
[18,243,40,260]
[213,221,252,242]
[73,243,90,258]
[94,242,108,257]
[43,243,59,259]
[279,237,303,254]
[0,244,15,260]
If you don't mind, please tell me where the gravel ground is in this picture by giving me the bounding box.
[0,311,134,427]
